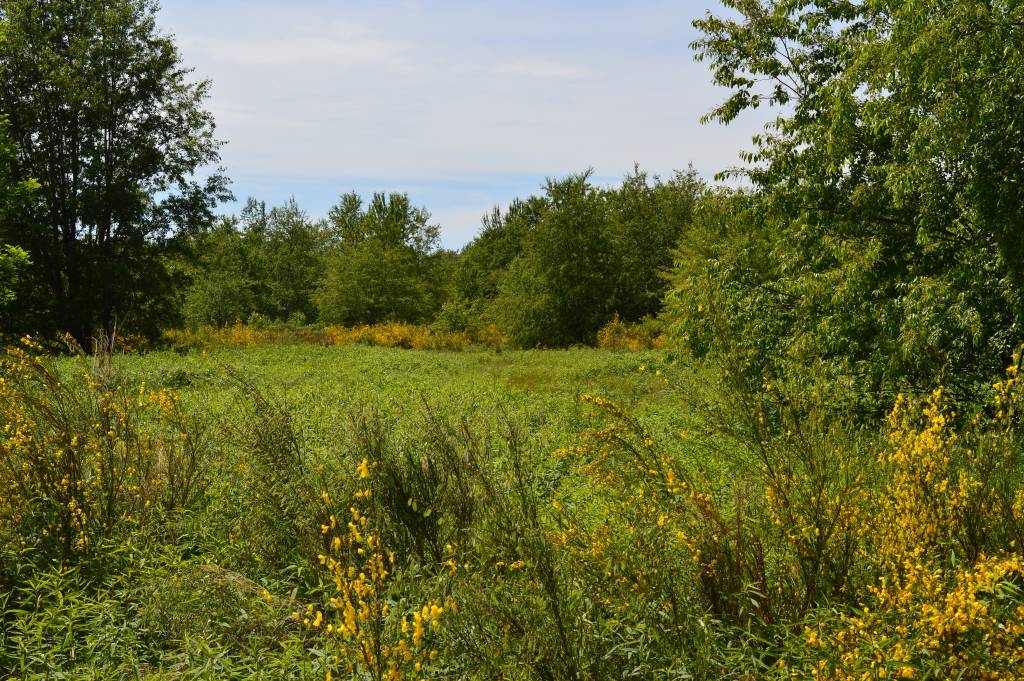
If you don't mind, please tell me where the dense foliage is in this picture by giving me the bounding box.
[0,0,230,343]
[181,199,327,327]
[0,115,34,328]
[452,169,702,346]
[665,0,1024,411]
[317,192,447,326]
[173,171,698,346]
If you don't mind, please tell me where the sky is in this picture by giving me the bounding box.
[157,0,766,249]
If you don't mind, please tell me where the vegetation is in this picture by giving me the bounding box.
[672,0,1024,411]
[0,0,230,344]
[455,168,703,347]
[1,341,1022,679]
[2,0,1024,678]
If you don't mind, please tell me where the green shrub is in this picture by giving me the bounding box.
[0,339,211,563]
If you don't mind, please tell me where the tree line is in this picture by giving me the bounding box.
[177,167,702,348]
[0,0,700,350]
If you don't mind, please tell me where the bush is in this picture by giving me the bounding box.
[558,354,1024,678]
[164,320,329,351]
[300,453,453,680]
[219,372,336,573]
[595,316,667,351]
[323,323,472,352]
[794,364,1024,679]
[0,338,210,562]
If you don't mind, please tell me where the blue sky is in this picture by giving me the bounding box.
[157,1,765,249]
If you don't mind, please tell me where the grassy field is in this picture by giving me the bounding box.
[119,344,699,452]
[5,341,1023,679]
[2,344,735,679]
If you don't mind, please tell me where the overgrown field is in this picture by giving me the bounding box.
[2,341,1024,679]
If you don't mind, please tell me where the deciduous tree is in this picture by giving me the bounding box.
[0,0,230,342]
[683,0,1024,404]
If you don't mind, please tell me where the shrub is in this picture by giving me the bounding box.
[795,363,1024,679]
[595,316,667,351]
[0,338,210,561]
[165,321,281,350]
[164,320,331,351]
[323,323,472,352]
[0,565,143,677]
[221,372,335,573]
[561,354,1024,678]
[348,408,477,566]
[163,321,487,353]
[302,454,452,681]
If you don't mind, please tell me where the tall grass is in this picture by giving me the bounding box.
[2,342,1022,678]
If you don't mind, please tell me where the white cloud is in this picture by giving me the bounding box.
[454,59,596,80]
[160,1,771,245]
[181,20,413,70]
[215,36,408,69]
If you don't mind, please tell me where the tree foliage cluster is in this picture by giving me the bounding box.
[179,192,450,330]
[180,169,700,347]
[0,115,33,322]
[447,168,703,347]
[664,0,1024,413]
[0,0,229,344]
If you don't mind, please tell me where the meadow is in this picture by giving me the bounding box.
[4,336,1023,680]
[119,342,698,468]
[0,341,726,679]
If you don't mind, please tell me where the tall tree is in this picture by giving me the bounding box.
[246,198,326,323]
[604,167,704,322]
[317,192,442,325]
[0,0,229,343]
[686,0,1024,403]
[0,114,35,218]
[0,114,35,330]
[493,172,616,347]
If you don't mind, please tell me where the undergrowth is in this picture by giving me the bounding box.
[1,341,1022,679]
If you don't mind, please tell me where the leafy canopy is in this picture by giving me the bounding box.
[0,0,230,341]
[675,0,1024,407]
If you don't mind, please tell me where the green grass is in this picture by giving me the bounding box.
[10,343,1023,679]
[117,344,706,457]
[4,344,734,679]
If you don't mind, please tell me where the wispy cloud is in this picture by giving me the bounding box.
[185,21,413,70]
[455,59,596,80]
[160,1,770,248]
